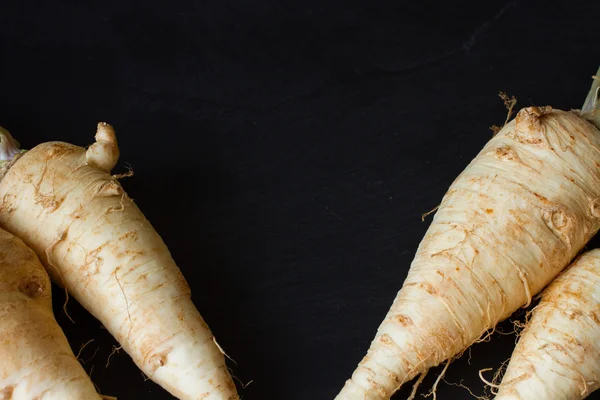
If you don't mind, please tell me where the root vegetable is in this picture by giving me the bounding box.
[494,249,600,400]
[0,227,102,399]
[335,68,600,399]
[0,123,238,400]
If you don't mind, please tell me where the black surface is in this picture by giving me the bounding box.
[1,1,600,399]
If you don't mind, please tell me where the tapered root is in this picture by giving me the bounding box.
[86,122,119,172]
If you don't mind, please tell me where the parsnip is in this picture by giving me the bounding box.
[0,227,102,399]
[0,123,239,400]
[494,249,600,400]
[335,69,600,399]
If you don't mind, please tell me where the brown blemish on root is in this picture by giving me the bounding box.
[118,230,138,242]
[379,334,396,347]
[533,192,551,205]
[0,386,13,400]
[515,106,552,137]
[177,311,185,322]
[420,282,439,296]
[590,198,600,218]
[567,309,584,320]
[542,208,574,249]
[147,350,172,373]
[116,249,144,260]
[44,143,79,160]
[19,278,44,298]
[493,146,519,162]
[34,192,64,212]
[69,204,86,220]
[588,310,600,325]
[395,314,413,326]
[550,209,568,229]
[485,209,494,214]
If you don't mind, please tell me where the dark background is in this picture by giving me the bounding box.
[1,1,599,399]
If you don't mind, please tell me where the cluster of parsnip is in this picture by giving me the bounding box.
[4,68,600,400]
[335,69,600,400]
[0,123,239,399]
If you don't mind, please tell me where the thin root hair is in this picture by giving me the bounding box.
[214,336,237,365]
[424,360,451,400]
[76,339,95,360]
[406,370,428,400]
[106,345,123,368]
[479,368,500,395]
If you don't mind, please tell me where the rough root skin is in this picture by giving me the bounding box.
[494,249,600,400]
[0,228,102,399]
[335,107,600,399]
[0,125,239,400]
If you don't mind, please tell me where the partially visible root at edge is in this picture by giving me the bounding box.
[406,370,428,400]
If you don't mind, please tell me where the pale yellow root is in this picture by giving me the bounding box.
[0,123,240,400]
[495,250,600,399]
[335,71,600,400]
[0,228,102,399]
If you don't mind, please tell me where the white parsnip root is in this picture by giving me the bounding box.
[494,249,600,400]
[335,68,600,399]
[0,228,103,399]
[0,123,239,400]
